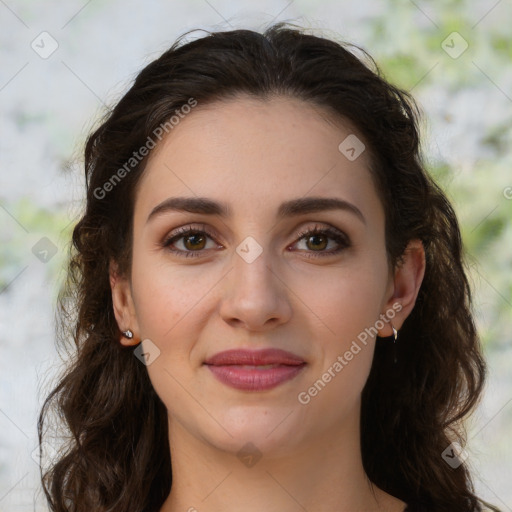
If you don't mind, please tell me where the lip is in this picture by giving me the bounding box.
[205,348,305,366]
[204,349,306,391]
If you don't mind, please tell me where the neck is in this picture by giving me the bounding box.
[159,408,405,512]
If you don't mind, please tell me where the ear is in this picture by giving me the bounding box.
[109,260,140,346]
[378,239,426,337]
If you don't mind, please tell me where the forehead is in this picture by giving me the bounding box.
[135,95,382,224]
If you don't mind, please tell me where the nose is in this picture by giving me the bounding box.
[219,242,293,331]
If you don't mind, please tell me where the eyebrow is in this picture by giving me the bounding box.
[146,196,366,225]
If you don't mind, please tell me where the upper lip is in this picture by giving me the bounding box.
[204,348,305,366]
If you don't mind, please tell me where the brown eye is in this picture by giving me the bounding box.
[182,232,207,251]
[292,225,350,258]
[304,233,328,251]
[162,225,220,258]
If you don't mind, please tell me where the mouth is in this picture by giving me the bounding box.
[204,348,305,366]
[204,348,306,391]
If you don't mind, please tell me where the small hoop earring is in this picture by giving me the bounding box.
[390,323,398,364]
[122,329,134,339]
[391,324,398,343]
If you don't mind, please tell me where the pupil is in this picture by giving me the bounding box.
[185,233,205,250]
[308,234,327,250]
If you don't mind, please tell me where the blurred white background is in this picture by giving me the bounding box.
[1,0,511,510]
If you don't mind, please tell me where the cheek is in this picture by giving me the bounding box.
[293,255,388,345]
[306,279,379,372]
[130,250,215,339]
[312,278,380,335]
[294,276,381,426]
[129,256,213,418]
[292,253,387,400]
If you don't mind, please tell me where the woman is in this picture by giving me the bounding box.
[38,22,501,512]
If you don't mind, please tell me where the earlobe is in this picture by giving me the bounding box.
[378,239,426,337]
[109,260,139,346]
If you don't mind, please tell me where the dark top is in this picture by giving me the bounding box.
[404,504,428,511]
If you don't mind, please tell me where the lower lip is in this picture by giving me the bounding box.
[205,364,306,391]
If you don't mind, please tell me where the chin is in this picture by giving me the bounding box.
[208,406,307,454]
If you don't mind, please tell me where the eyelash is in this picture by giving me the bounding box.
[161,223,351,259]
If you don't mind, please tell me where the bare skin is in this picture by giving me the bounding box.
[110,95,425,512]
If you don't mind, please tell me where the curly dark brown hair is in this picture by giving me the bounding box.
[37,22,500,512]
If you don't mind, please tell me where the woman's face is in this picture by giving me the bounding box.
[113,95,408,456]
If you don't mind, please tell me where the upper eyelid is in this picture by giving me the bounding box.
[163,223,350,248]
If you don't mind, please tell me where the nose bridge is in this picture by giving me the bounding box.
[219,233,291,329]
[232,234,277,296]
